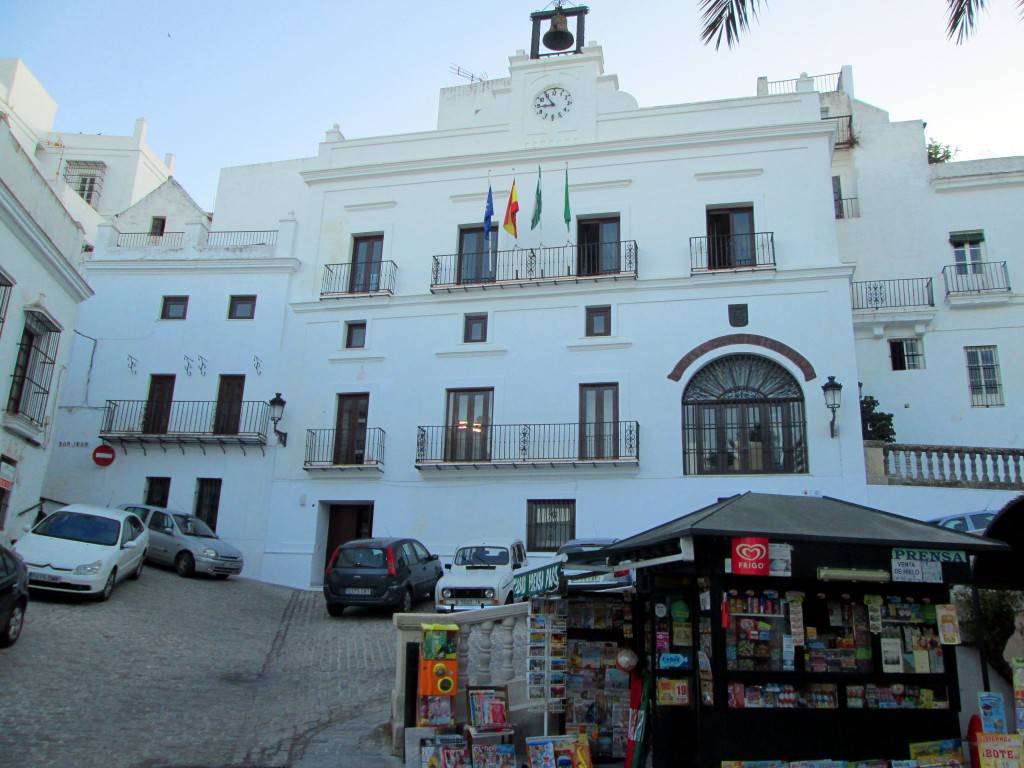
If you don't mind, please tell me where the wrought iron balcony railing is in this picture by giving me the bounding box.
[116,232,184,248]
[415,422,639,466]
[430,241,638,290]
[834,197,860,219]
[823,115,854,147]
[100,399,269,442]
[690,233,775,271]
[321,261,397,296]
[206,230,278,247]
[304,428,385,469]
[851,278,934,310]
[941,262,1011,295]
[766,71,843,95]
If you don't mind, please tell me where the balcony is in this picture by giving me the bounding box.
[116,232,184,248]
[865,442,1024,491]
[430,241,637,292]
[303,428,385,472]
[415,422,640,469]
[851,278,934,310]
[942,262,1011,295]
[823,115,854,148]
[321,261,397,297]
[690,233,775,272]
[99,399,269,453]
[206,230,278,247]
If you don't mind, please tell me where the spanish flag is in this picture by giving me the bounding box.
[503,180,519,238]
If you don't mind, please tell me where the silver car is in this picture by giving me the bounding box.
[118,504,244,578]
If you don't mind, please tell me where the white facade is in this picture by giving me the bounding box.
[0,58,176,246]
[0,114,92,537]
[40,47,1023,590]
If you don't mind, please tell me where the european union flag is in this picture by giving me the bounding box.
[483,184,494,240]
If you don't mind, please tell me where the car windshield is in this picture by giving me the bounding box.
[32,511,120,546]
[172,514,217,538]
[454,546,509,566]
[336,546,386,568]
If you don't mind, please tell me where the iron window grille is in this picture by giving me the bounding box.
[965,346,1003,407]
[527,500,576,552]
[683,355,807,475]
[7,311,61,426]
[63,160,106,208]
[0,272,12,339]
[889,339,925,371]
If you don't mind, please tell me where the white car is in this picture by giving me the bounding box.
[435,540,529,612]
[14,504,149,602]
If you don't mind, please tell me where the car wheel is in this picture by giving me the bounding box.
[0,600,25,647]
[397,589,413,614]
[175,552,195,578]
[97,569,116,602]
[326,603,345,617]
[129,552,145,580]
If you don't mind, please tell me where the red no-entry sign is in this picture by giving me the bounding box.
[92,445,116,467]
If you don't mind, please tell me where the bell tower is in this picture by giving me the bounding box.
[529,4,589,59]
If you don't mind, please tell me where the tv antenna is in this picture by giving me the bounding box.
[450,63,486,83]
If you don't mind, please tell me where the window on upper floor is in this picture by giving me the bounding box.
[682,355,807,475]
[951,232,985,275]
[63,160,106,208]
[6,311,61,427]
[350,235,384,293]
[527,500,576,552]
[463,313,488,343]
[445,388,492,462]
[149,217,167,237]
[889,339,924,371]
[965,346,1002,407]
[706,206,755,268]
[585,306,611,337]
[457,226,496,285]
[228,295,256,320]
[0,271,12,340]
[580,384,619,460]
[577,217,621,276]
[345,321,366,349]
[161,296,188,320]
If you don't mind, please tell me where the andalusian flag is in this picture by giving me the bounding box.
[483,184,494,240]
[563,166,572,232]
[531,165,542,230]
[503,180,519,238]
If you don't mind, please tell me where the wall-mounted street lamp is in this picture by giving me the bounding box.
[269,392,287,447]
[821,376,842,438]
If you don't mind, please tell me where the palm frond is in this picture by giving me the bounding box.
[946,0,987,43]
[699,0,766,50]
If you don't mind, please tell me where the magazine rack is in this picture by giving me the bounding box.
[464,684,515,751]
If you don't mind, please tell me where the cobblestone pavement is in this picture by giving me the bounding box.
[0,564,407,768]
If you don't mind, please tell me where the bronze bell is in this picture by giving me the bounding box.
[542,8,575,51]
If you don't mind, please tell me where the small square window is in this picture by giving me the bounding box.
[889,339,924,371]
[585,306,611,337]
[464,314,488,343]
[161,296,188,320]
[228,295,256,320]
[346,321,366,349]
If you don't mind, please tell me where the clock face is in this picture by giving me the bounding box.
[533,87,573,121]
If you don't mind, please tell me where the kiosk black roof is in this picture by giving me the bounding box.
[566,492,1006,567]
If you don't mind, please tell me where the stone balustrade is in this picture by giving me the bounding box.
[865,441,1024,490]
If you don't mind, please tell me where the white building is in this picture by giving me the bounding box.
[41,40,1022,589]
[0,113,92,534]
[0,58,176,247]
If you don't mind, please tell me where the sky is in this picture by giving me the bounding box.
[4,1,1022,211]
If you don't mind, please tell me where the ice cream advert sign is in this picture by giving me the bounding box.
[732,537,769,576]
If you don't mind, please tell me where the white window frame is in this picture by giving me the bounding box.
[889,338,925,371]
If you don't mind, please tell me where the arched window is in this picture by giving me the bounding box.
[682,355,807,475]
